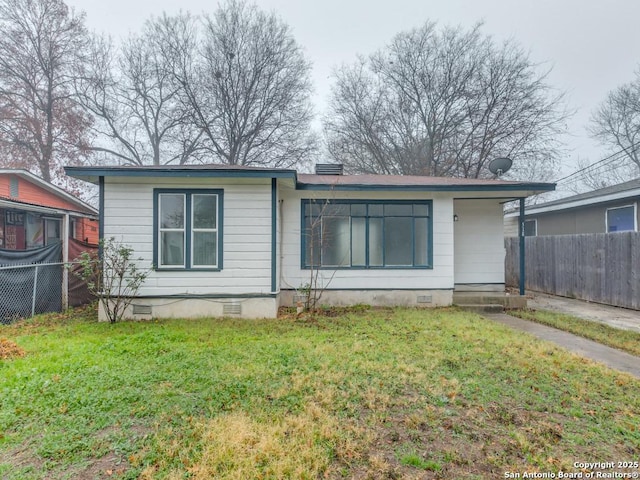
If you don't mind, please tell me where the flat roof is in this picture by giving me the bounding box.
[65,164,555,195]
[65,164,297,182]
[297,173,555,192]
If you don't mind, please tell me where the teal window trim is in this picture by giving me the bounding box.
[271,178,277,292]
[98,176,104,259]
[300,199,433,270]
[153,188,224,271]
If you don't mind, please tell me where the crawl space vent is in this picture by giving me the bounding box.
[417,295,433,304]
[223,303,242,315]
[132,304,152,315]
[9,176,18,198]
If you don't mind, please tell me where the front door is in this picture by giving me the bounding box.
[453,199,505,291]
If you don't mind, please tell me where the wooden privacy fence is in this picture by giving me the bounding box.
[505,232,640,310]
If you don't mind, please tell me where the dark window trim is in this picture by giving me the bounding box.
[300,199,433,270]
[153,188,224,271]
[271,178,277,292]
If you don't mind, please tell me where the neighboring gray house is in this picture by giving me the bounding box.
[505,178,640,236]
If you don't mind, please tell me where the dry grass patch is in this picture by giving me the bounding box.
[158,403,363,480]
[0,338,24,359]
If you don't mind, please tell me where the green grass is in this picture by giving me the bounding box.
[0,305,638,479]
[511,308,640,357]
[398,449,442,471]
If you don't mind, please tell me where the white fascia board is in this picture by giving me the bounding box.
[504,188,640,218]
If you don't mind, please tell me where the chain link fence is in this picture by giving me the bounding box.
[0,262,64,324]
[0,239,97,324]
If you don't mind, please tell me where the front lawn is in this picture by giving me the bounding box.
[0,306,638,479]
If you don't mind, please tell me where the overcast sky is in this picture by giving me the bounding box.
[66,0,640,187]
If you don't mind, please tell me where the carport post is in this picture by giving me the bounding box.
[518,197,526,295]
[62,213,69,310]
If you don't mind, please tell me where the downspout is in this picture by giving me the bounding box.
[279,198,284,292]
[519,197,526,295]
[98,176,105,259]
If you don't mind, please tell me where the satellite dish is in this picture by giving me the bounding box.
[488,157,513,177]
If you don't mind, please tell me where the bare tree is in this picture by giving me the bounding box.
[590,74,640,176]
[298,197,342,312]
[324,22,568,180]
[164,1,317,168]
[562,156,637,194]
[0,0,91,182]
[75,17,205,166]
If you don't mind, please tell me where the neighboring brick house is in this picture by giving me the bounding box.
[0,169,98,249]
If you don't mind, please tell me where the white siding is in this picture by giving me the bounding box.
[453,199,505,285]
[503,215,519,237]
[279,189,455,291]
[104,177,273,296]
[104,176,508,299]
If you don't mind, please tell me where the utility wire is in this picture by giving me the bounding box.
[556,153,631,186]
[554,141,640,184]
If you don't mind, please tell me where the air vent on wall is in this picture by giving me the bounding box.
[417,295,433,304]
[132,304,152,315]
[223,303,242,315]
[315,163,344,175]
[9,176,18,198]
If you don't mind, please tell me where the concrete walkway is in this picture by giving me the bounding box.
[484,313,640,378]
[528,292,640,333]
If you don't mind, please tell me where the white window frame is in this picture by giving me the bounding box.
[605,203,637,233]
[158,193,187,268]
[190,193,218,269]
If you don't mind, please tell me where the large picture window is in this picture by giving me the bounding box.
[302,200,432,269]
[154,189,223,270]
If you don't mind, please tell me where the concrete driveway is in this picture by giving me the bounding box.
[485,313,640,378]
[482,292,640,378]
[528,292,640,333]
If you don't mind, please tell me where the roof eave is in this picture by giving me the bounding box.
[0,197,98,218]
[64,166,299,184]
[64,166,554,197]
[296,182,555,195]
[1,169,97,215]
